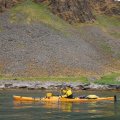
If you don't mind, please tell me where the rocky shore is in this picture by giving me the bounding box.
[0,80,120,91]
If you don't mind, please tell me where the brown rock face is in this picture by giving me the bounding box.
[49,0,95,23]
[0,0,22,12]
[90,0,120,15]
[35,0,120,23]
[34,0,46,3]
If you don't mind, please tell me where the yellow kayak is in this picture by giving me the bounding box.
[13,95,116,103]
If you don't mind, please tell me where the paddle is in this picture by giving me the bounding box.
[114,95,117,102]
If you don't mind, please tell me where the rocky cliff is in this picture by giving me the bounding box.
[0,0,22,12]
[1,0,120,22]
[35,0,120,23]
[49,0,95,23]
[90,0,120,15]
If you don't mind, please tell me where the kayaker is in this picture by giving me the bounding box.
[60,86,73,98]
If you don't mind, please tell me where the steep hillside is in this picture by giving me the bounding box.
[0,0,120,77]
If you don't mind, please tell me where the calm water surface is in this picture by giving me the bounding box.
[0,90,120,120]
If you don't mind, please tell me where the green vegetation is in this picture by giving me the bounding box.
[10,0,70,33]
[96,15,120,27]
[1,72,120,85]
[95,73,120,85]
[0,75,89,83]
[0,23,2,32]
[100,42,113,54]
[96,15,120,38]
[0,70,120,86]
[110,32,120,39]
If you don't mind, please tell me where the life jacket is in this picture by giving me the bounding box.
[62,89,67,94]
[62,89,73,98]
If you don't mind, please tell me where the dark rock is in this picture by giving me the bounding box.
[116,85,120,90]
[18,86,28,89]
[0,84,4,89]
[39,87,47,90]
[90,0,120,16]
[49,0,95,23]
[4,83,13,88]
[75,85,85,90]
[0,80,119,90]
[55,85,63,89]
[0,0,22,12]
[108,84,117,90]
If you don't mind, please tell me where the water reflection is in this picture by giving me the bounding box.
[13,101,74,112]
[13,101,35,109]
[42,102,73,112]
[13,100,116,117]
[0,90,120,120]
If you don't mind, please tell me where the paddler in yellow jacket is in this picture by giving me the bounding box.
[60,86,73,98]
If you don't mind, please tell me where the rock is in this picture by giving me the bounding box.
[0,84,4,89]
[0,0,22,12]
[90,0,120,16]
[0,80,119,90]
[39,86,47,90]
[34,0,120,24]
[74,84,85,90]
[48,85,58,90]
[116,85,120,90]
[82,83,91,90]
[4,83,13,88]
[89,83,109,90]
[49,0,95,23]
[115,77,120,82]
[108,84,120,90]
[82,83,109,90]
[108,84,117,90]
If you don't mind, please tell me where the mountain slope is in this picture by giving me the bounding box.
[0,0,120,77]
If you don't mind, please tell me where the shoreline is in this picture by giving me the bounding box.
[0,80,120,91]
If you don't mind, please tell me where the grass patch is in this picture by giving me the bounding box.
[100,42,113,54]
[96,15,120,27]
[10,0,70,33]
[0,75,89,83]
[95,15,120,39]
[95,72,120,85]
[0,26,1,31]
[110,32,120,39]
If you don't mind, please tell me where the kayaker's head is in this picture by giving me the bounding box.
[66,85,71,90]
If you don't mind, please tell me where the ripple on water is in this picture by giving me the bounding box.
[0,90,120,120]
